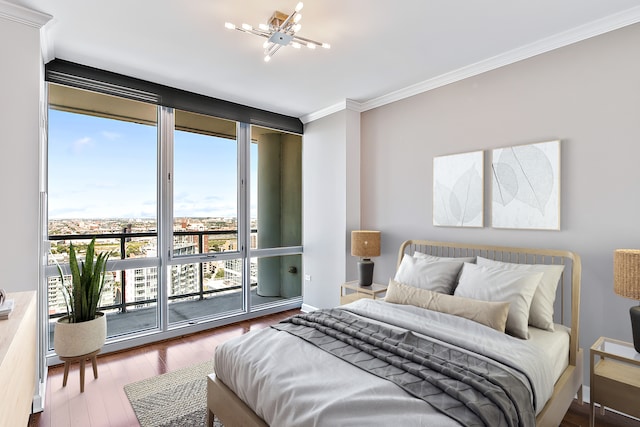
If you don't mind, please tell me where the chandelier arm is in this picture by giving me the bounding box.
[265,43,284,60]
[277,10,298,32]
[291,34,326,46]
[235,27,270,39]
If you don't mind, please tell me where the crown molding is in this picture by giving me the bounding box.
[362,5,640,112]
[345,98,364,112]
[303,5,640,121]
[0,0,51,28]
[300,101,343,124]
[40,26,55,63]
[300,99,364,124]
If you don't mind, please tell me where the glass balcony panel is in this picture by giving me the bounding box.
[168,260,244,324]
[251,254,302,308]
[47,265,160,349]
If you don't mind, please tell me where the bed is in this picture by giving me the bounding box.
[207,239,583,426]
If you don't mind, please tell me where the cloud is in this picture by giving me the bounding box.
[73,137,92,153]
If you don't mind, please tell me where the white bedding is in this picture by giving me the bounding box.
[214,299,567,426]
[528,323,570,385]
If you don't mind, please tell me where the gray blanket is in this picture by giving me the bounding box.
[272,309,535,427]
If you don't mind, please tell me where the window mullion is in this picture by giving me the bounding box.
[238,122,251,313]
[158,105,174,332]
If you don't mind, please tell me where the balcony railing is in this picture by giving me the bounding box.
[48,228,251,318]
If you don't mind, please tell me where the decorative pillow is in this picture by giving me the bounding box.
[454,263,543,339]
[476,256,564,331]
[385,279,510,332]
[394,254,468,294]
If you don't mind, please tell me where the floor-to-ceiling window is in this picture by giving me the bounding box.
[169,110,243,324]
[44,69,303,357]
[47,83,160,342]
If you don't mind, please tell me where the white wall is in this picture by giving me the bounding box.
[359,23,640,385]
[0,11,45,293]
[303,107,361,309]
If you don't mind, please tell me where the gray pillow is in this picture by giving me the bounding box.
[394,254,468,294]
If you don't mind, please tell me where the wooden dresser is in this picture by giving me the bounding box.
[0,291,37,427]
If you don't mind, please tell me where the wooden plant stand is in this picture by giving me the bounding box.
[60,349,100,392]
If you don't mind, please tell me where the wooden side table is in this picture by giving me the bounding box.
[61,349,100,393]
[340,280,387,305]
[590,336,640,426]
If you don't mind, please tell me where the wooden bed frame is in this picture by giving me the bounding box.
[208,239,583,427]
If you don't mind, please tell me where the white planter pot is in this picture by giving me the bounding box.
[54,312,106,358]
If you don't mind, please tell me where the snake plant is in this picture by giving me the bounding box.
[57,238,111,323]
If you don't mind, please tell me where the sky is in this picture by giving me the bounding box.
[48,109,257,220]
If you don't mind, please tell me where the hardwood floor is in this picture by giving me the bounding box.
[29,310,297,427]
[28,309,639,427]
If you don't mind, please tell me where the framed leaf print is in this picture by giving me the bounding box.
[491,140,560,230]
[433,150,483,227]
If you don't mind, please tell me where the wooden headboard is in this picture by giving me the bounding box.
[397,239,582,366]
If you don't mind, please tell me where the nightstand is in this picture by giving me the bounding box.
[340,280,387,305]
[590,336,640,427]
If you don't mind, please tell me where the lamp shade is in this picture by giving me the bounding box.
[614,249,640,300]
[351,231,381,258]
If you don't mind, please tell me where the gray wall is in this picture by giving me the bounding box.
[360,23,640,386]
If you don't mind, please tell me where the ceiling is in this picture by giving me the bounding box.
[7,0,640,120]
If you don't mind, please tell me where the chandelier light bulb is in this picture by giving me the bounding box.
[264,55,271,62]
[294,14,302,23]
[291,42,302,49]
[258,23,269,31]
[293,23,302,32]
[263,40,270,48]
[307,42,316,49]
[295,2,304,12]
[241,23,253,31]
[224,22,236,30]
[322,43,331,49]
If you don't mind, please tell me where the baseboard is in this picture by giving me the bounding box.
[32,369,48,413]
[301,303,318,313]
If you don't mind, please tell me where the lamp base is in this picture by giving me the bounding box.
[631,306,640,353]
[357,259,374,287]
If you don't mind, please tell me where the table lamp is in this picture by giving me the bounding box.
[351,230,381,286]
[613,249,640,352]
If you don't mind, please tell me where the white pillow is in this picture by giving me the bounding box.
[476,256,564,331]
[413,251,476,264]
[454,263,543,339]
[394,254,467,294]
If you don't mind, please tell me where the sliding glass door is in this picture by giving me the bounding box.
[170,110,243,324]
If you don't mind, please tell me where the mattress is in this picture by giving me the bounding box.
[214,299,567,426]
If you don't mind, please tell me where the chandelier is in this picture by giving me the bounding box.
[224,2,330,62]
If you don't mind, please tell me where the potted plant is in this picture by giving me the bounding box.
[53,238,111,358]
